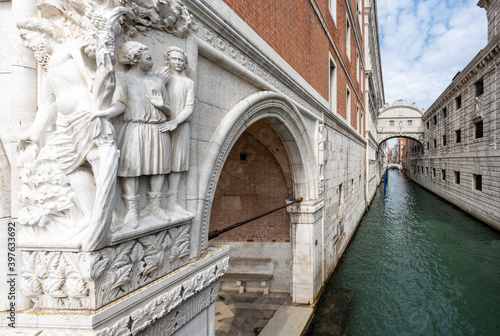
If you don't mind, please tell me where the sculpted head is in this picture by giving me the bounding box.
[120,41,153,72]
[17,18,64,71]
[164,46,188,72]
[17,18,63,52]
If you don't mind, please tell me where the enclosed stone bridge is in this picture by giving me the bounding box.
[377,100,425,146]
[388,163,402,170]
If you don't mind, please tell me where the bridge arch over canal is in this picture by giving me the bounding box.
[377,99,425,147]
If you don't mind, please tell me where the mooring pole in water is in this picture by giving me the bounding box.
[384,168,388,194]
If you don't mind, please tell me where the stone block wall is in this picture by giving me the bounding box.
[407,28,500,229]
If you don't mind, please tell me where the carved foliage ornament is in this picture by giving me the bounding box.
[21,224,191,309]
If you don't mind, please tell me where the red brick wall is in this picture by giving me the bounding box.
[209,131,292,242]
[222,0,365,131]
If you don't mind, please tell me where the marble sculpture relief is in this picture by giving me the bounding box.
[16,0,197,252]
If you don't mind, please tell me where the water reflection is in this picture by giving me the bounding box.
[305,170,500,336]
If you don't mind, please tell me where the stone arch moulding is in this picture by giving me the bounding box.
[378,134,425,148]
[197,90,317,250]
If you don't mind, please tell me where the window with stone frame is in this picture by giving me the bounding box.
[475,120,483,138]
[474,174,482,191]
[329,0,337,25]
[434,138,437,148]
[427,141,429,150]
[339,183,343,205]
[329,59,337,113]
[442,107,447,119]
[426,121,429,129]
[426,167,429,175]
[455,95,462,109]
[456,129,461,143]
[442,169,446,180]
[433,115,437,125]
[475,77,484,97]
[346,17,351,60]
[455,171,460,184]
[433,168,436,178]
[442,134,447,146]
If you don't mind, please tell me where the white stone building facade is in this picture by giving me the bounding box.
[407,0,500,229]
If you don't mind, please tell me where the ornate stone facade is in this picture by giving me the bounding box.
[0,0,386,334]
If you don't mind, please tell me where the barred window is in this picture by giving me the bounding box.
[455,95,462,109]
[474,174,482,191]
[475,78,484,97]
[475,120,483,139]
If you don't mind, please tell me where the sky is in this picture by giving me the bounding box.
[377,0,488,112]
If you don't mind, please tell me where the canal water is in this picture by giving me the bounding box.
[305,170,500,336]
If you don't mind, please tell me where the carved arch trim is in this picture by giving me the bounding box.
[198,91,316,249]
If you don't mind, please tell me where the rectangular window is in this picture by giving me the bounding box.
[408,120,413,126]
[475,120,483,138]
[442,107,447,119]
[346,17,351,60]
[426,121,429,129]
[475,77,484,97]
[443,134,447,146]
[433,168,436,178]
[442,169,446,180]
[433,115,437,125]
[456,95,462,109]
[427,141,429,150]
[434,138,437,148]
[329,0,337,25]
[426,167,429,175]
[421,166,424,174]
[346,87,351,125]
[474,174,482,191]
[455,171,460,184]
[356,105,360,132]
[356,50,360,82]
[339,183,343,205]
[329,59,337,113]
[456,129,461,143]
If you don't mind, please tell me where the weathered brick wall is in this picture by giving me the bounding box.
[223,0,364,129]
[209,131,293,242]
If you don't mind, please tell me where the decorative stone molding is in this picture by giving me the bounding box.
[21,223,191,310]
[197,91,316,250]
[98,256,228,336]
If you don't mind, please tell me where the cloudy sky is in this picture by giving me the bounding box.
[377,0,488,110]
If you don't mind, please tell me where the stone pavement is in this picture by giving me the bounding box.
[215,291,313,336]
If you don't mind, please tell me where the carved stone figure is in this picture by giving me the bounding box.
[98,41,172,228]
[17,17,120,251]
[157,46,194,216]
[318,123,325,195]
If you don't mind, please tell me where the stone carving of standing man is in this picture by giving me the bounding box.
[157,46,194,216]
[97,41,172,228]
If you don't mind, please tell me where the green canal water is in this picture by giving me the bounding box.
[305,170,500,336]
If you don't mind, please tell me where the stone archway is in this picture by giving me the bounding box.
[197,91,317,301]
